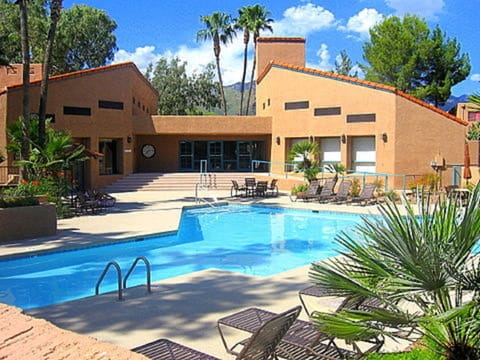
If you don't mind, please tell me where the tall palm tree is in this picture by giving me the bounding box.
[235,6,253,115]
[16,0,31,175]
[38,0,62,149]
[309,188,480,359]
[244,5,273,116]
[197,12,235,116]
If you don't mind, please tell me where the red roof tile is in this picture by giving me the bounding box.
[258,60,468,126]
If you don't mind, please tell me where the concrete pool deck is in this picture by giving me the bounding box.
[1,190,409,358]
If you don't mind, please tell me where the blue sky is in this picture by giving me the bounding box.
[63,0,479,96]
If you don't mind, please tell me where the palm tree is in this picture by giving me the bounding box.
[309,189,480,359]
[197,12,236,116]
[288,140,320,182]
[38,0,62,149]
[16,0,31,173]
[244,5,273,116]
[235,6,253,115]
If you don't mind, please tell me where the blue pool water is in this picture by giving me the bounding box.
[0,205,364,309]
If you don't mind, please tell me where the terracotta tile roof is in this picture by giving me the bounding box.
[257,37,305,43]
[0,304,147,359]
[4,62,158,95]
[258,60,468,126]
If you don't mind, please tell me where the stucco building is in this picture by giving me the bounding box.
[0,37,468,190]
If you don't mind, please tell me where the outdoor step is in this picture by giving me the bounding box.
[103,172,268,192]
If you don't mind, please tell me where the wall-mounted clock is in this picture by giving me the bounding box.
[141,144,156,159]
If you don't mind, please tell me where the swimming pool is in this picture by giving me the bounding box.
[0,205,364,309]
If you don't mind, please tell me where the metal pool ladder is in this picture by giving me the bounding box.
[123,256,152,293]
[95,256,152,301]
[95,261,123,301]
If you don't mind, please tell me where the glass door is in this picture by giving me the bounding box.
[208,141,223,171]
[179,141,193,170]
[238,141,252,171]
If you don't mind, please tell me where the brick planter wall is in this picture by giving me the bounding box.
[0,204,57,242]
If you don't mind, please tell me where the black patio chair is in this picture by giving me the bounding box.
[231,179,246,197]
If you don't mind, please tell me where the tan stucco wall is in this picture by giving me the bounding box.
[257,66,396,173]
[136,115,272,135]
[256,38,305,77]
[0,64,43,88]
[3,64,158,189]
[0,93,7,165]
[394,96,466,188]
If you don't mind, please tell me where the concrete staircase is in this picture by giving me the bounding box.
[103,172,268,192]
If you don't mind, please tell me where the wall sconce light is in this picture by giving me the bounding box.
[341,134,346,144]
[127,135,132,144]
[382,132,388,143]
[276,136,281,145]
[309,135,314,142]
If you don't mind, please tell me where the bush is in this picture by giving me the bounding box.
[350,178,361,197]
[365,347,443,359]
[0,196,39,208]
[291,183,309,195]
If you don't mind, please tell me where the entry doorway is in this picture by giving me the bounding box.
[178,140,265,172]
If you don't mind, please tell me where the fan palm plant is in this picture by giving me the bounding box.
[197,12,236,116]
[309,187,480,359]
[288,140,320,181]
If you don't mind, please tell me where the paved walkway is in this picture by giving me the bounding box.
[2,190,408,358]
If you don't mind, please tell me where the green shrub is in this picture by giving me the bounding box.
[365,347,444,359]
[291,183,309,195]
[350,178,361,197]
[0,196,40,208]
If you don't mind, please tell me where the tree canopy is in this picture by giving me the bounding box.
[333,50,358,77]
[362,14,470,107]
[0,0,117,74]
[145,57,221,115]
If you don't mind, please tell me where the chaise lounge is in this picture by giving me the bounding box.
[133,305,302,360]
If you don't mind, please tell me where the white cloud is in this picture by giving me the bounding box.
[385,0,444,20]
[113,46,161,73]
[114,37,248,86]
[471,74,480,82]
[306,43,333,71]
[339,8,384,40]
[273,3,336,37]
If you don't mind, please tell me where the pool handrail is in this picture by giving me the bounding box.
[95,261,123,301]
[123,256,152,293]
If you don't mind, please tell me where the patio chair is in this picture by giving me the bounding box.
[255,180,268,197]
[245,177,256,197]
[266,178,279,197]
[231,179,246,197]
[348,183,377,206]
[218,305,351,360]
[134,306,301,360]
[293,180,320,202]
[317,178,338,203]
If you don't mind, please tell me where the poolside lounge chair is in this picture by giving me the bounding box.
[316,178,338,203]
[134,306,301,360]
[218,305,352,360]
[348,183,377,206]
[293,180,320,202]
[266,178,279,197]
[231,179,246,197]
[329,180,352,203]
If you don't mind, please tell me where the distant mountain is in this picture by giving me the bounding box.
[211,82,256,115]
[440,94,469,112]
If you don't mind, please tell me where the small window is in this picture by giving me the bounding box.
[314,107,341,116]
[262,103,266,110]
[99,100,124,110]
[63,106,91,116]
[267,98,271,106]
[346,113,376,123]
[285,100,309,110]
